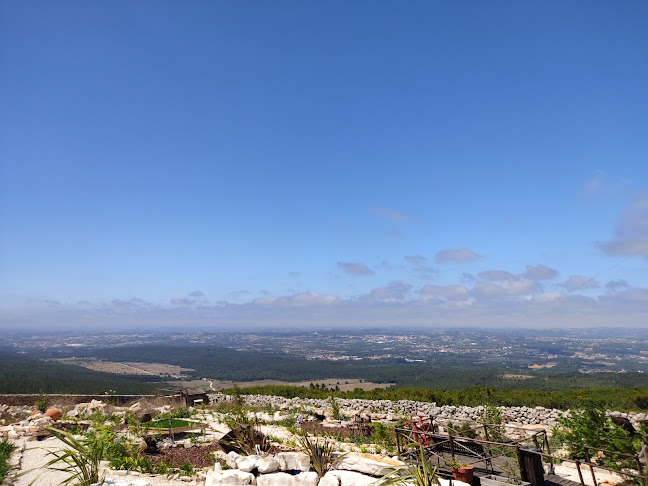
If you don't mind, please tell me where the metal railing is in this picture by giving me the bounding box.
[395,418,648,486]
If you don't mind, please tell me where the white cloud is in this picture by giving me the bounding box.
[473,278,538,299]
[605,279,629,293]
[367,281,413,302]
[562,275,599,292]
[405,255,437,280]
[4,280,648,330]
[478,270,517,281]
[337,262,375,276]
[405,255,427,265]
[435,248,481,263]
[596,192,648,258]
[290,292,339,305]
[420,285,470,300]
[524,264,558,280]
[253,292,339,306]
[586,170,604,194]
[532,291,564,303]
[170,298,194,306]
[370,207,412,222]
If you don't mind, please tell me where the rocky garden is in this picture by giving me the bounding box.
[1,393,647,486]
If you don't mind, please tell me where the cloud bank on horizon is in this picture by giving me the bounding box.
[0,2,646,330]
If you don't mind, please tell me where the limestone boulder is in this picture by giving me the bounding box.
[205,469,255,486]
[227,450,241,469]
[320,470,382,486]
[237,454,261,472]
[256,471,319,486]
[257,455,281,473]
[333,452,405,476]
[277,451,311,472]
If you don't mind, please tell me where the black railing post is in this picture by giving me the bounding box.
[575,460,585,486]
[583,447,598,486]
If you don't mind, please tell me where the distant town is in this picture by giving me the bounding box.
[3,327,648,376]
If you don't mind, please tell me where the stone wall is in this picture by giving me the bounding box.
[0,394,154,407]
[209,393,648,429]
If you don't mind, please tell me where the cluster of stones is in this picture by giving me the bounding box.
[0,407,62,441]
[206,450,406,486]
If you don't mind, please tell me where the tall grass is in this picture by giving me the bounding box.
[0,438,18,482]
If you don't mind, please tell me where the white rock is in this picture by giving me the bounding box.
[277,452,311,472]
[227,450,241,469]
[257,472,298,486]
[333,452,405,476]
[257,455,281,473]
[205,469,255,486]
[295,472,319,485]
[214,450,229,463]
[237,454,261,472]
[320,470,382,486]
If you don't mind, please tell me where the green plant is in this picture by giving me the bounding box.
[500,459,523,484]
[179,461,195,476]
[446,457,466,469]
[66,424,85,436]
[266,434,285,444]
[483,405,506,443]
[154,460,173,475]
[372,423,396,448]
[328,396,343,420]
[19,427,105,486]
[380,444,438,486]
[0,439,18,482]
[448,421,477,439]
[220,420,269,456]
[34,394,49,413]
[232,384,245,408]
[158,408,194,420]
[297,433,346,478]
[555,403,639,472]
[348,433,372,446]
[127,414,146,439]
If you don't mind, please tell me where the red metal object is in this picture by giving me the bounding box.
[405,415,433,446]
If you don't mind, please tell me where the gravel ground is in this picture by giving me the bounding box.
[11,437,205,486]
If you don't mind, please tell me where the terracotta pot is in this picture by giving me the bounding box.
[44,408,62,421]
[452,465,474,485]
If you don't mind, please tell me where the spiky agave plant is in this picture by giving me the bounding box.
[380,444,439,486]
[297,432,346,477]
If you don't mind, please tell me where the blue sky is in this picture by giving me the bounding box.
[1,1,646,330]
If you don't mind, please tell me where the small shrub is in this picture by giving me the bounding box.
[555,403,639,472]
[372,423,396,449]
[180,461,194,476]
[34,394,49,413]
[154,460,173,475]
[328,396,343,420]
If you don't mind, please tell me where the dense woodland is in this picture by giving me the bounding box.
[2,345,648,412]
[22,344,648,391]
[0,353,157,395]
